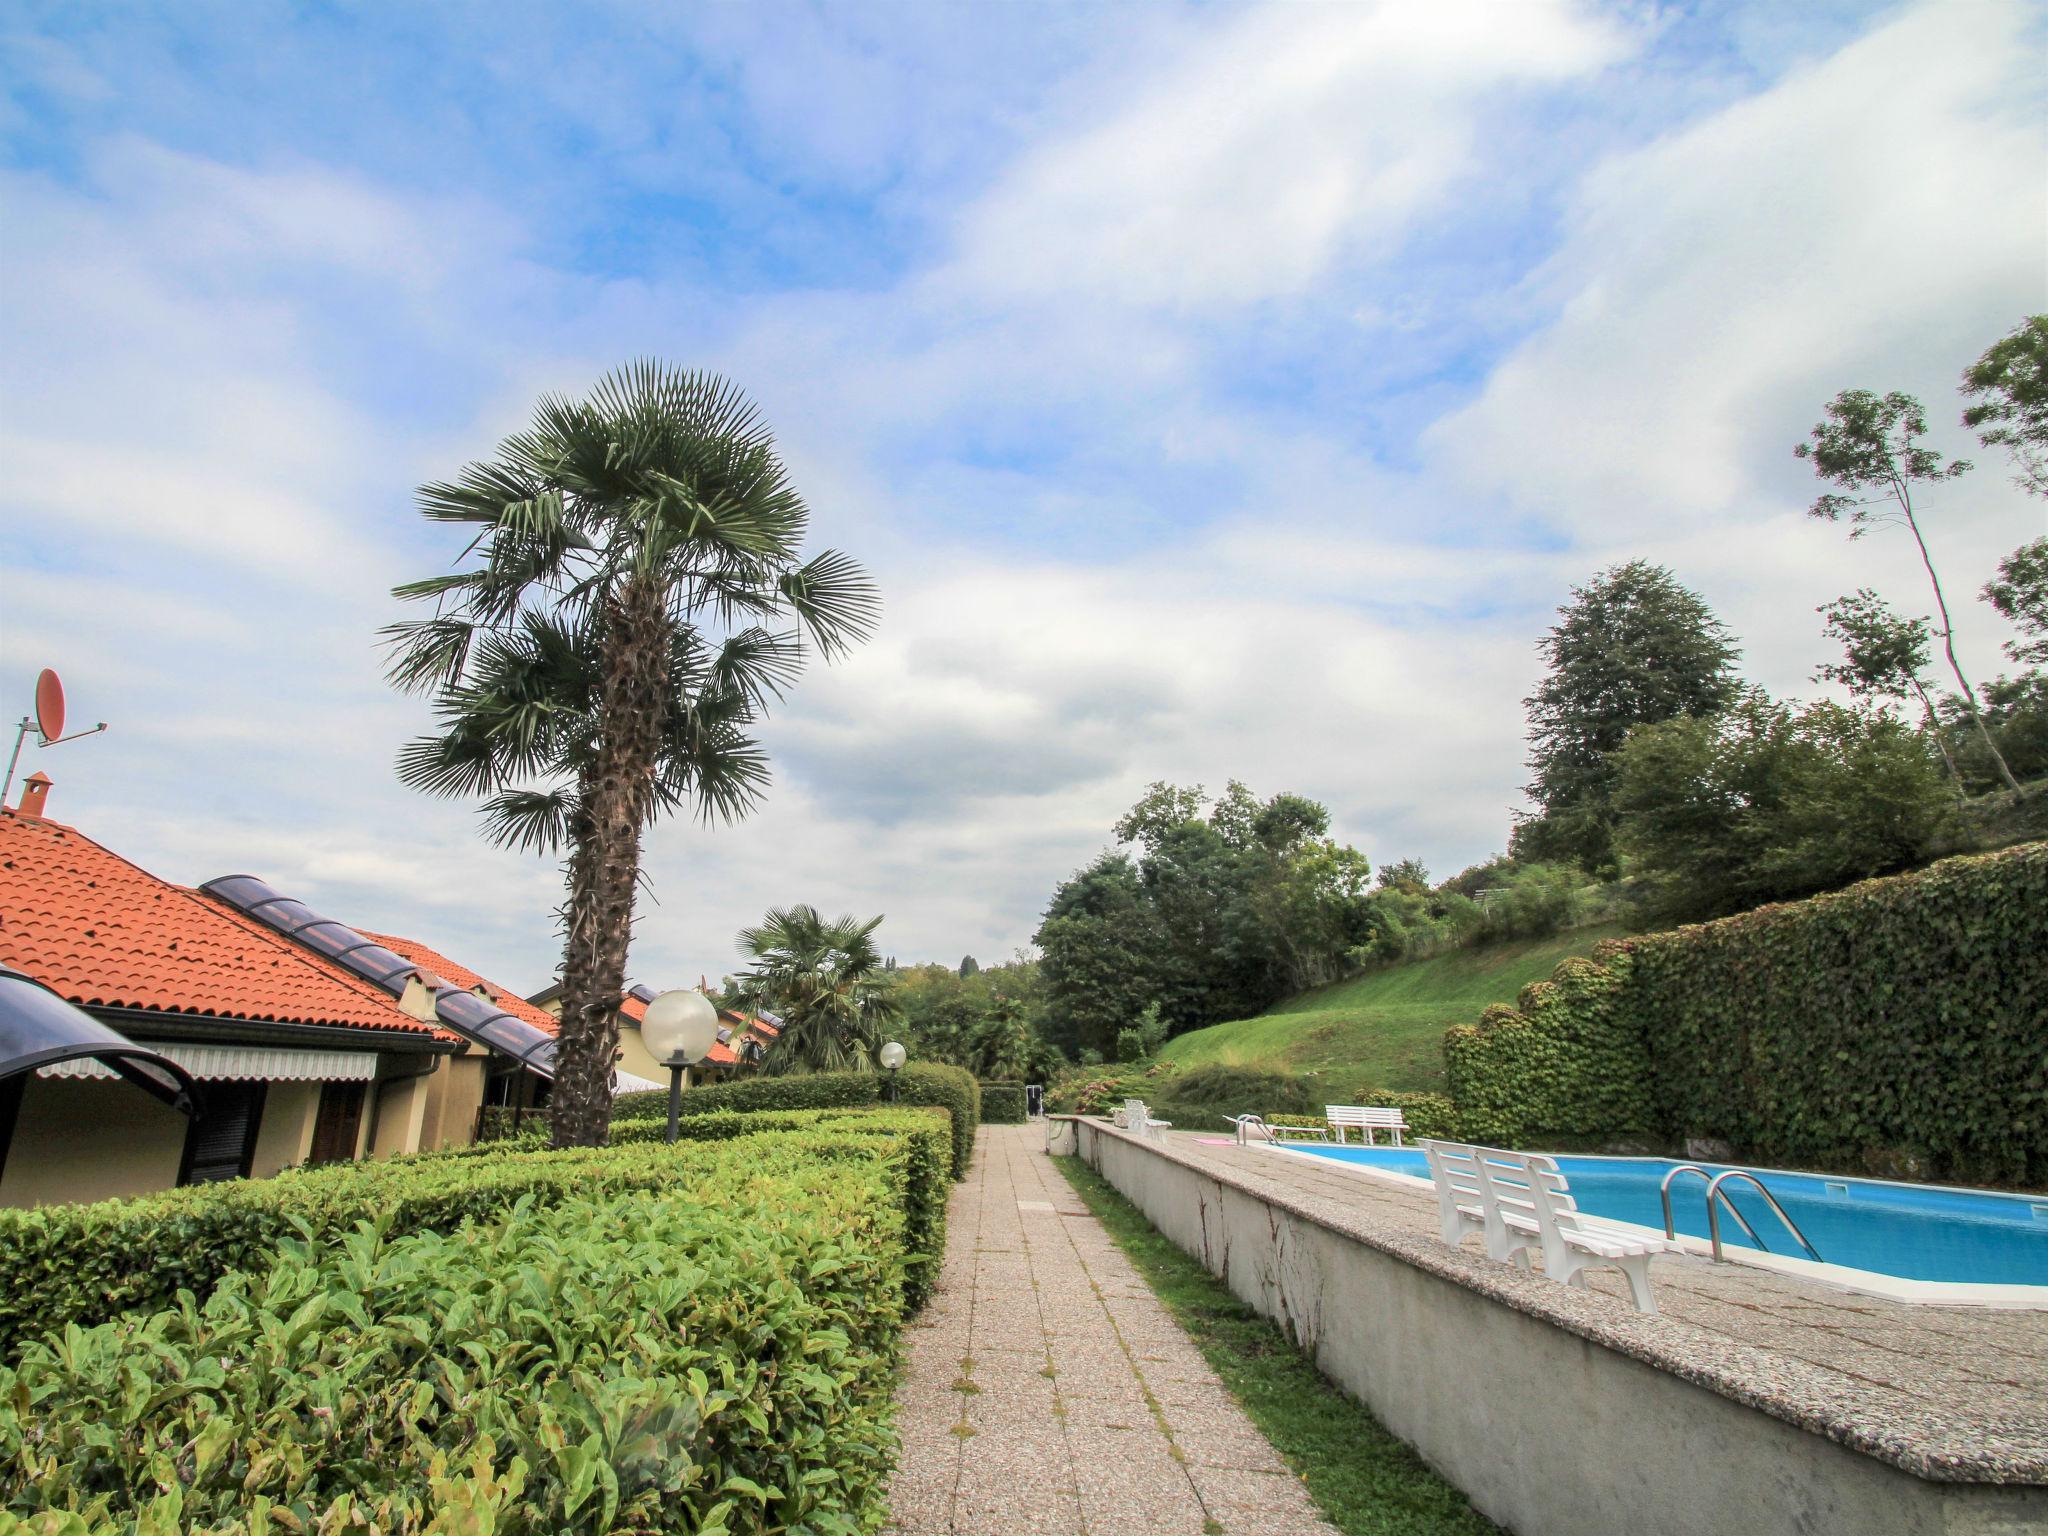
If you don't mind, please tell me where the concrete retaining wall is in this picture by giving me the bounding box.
[1071,1119,2048,1536]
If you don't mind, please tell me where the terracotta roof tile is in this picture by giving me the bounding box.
[0,811,431,1033]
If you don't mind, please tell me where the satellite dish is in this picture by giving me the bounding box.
[34,671,63,743]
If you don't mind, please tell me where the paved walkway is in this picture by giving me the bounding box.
[886,1124,1339,1536]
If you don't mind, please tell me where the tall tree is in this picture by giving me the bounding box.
[1034,852,1163,1059]
[1815,589,1960,789]
[1962,315,2048,497]
[1984,538,2048,669]
[1515,561,1741,873]
[732,905,902,1074]
[1796,387,2019,791]
[385,363,876,1146]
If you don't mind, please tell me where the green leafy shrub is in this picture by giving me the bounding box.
[0,1117,941,1360]
[615,1061,981,1178]
[977,1083,1026,1124]
[1441,844,2048,1181]
[1045,1062,1176,1115]
[1443,949,1655,1146]
[1,1153,905,1533]
[606,1108,952,1308]
[1114,1026,1147,1063]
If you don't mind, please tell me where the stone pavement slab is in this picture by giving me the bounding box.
[884,1123,1338,1536]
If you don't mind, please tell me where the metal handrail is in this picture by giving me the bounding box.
[1658,1164,1763,1247]
[1660,1164,1708,1239]
[1704,1170,1823,1264]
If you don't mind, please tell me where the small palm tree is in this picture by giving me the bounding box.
[385,363,877,1146]
[733,905,902,1074]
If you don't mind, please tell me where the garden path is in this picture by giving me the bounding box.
[884,1122,1338,1536]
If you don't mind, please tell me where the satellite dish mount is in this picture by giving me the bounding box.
[3,669,110,811]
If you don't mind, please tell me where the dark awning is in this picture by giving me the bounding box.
[0,965,199,1114]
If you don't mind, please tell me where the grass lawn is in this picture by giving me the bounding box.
[1157,923,1623,1092]
[1055,1155,1500,1536]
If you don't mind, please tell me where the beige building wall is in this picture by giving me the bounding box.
[614,1021,669,1086]
[368,1071,432,1158]
[419,1052,487,1151]
[0,1077,188,1208]
[249,1081,321,1178]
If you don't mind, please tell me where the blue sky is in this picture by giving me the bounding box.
[2,1,2042,992]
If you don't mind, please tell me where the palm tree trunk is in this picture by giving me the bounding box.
[553,579,673,1148]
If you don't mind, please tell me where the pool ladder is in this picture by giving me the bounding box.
[1660,1165,1824,1264]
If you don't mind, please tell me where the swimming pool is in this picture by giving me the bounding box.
[1280,1144,2048,1288]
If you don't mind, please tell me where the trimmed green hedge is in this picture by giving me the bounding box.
[0,1140,907,1533]
[607,1107,952,1309]
[1443,949,1656,1146]
[616,1062,981,1178]
[0,1114,945,1361]
[977,1082,1026,1124]
[1442,843,2048,1182]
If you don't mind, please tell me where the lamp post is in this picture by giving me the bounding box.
[639,989,722,1144]
[879,1040,906,1102]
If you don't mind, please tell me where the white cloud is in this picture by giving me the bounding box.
[1431,0,2046,528]
[951,0,1627,309]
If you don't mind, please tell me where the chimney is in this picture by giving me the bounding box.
[17,773,52,818]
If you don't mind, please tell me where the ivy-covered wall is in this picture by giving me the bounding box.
[1442,842,2047,1183]
[1443,948,1657,1146]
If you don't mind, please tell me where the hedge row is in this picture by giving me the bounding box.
[615,1061,981,1178]
[607,1108,952,1309]
[977,1082,1026,1124]
[0,1112,946,1360]
[1442,843,2048,1182]
[1,1141,908,1533]
[1442,950,1657,1147]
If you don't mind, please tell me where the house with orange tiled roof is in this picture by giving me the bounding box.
[527,979,775,1087]
[0,779,572,1207]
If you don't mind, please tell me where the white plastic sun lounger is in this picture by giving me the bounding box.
[1422,1139,1668,1314]
[1118,1098,1172,1138]
[1326,1104,1408,1145]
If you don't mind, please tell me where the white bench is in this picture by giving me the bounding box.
[1326,1104,1408,1146]
[1421,1139,1667,1314]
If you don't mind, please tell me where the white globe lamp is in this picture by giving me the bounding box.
[641,988,722,1143]
[879,1039,907,1100]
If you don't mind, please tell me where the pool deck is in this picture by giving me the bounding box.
[1121,1127,2048,1486]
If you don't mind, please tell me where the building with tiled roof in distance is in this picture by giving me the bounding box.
[0,778,563,1207]
[528,978,773,1087]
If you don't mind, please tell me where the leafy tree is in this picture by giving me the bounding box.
[386,363,875,1146]
[1815,589,1959,788]
[1034,853,1163,1058]
[1796,387,2019,791]
[1612,691,1955,920]
[1375,858,1430,894]
[1984,538,2048,668]
[732,905,902,1074]
[1961,315,2048,496]
[958,954,980,979]
[1515,561,1741,873]
[1938,672,2048,790]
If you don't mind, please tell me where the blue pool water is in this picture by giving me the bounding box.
[1283,1145,2048,1287]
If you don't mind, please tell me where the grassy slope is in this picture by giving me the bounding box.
[1158,923,1624,1093]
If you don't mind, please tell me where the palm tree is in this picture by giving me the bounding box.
[384,364,877,1146]
[732,905,902,1074]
